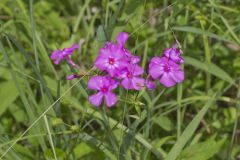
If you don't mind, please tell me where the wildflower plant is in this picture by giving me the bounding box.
[50,44,79,65]
[50,32,185,107]
[2,1,238,160]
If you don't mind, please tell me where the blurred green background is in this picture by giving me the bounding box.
[0,0,240,159]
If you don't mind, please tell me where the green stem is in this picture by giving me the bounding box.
[177,83,183,139]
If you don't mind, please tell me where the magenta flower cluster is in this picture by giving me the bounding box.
[50,32,185,108]
[149,45,184,88]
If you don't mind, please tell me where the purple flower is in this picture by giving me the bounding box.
[149,57,184,87]
[50,44,79,65]
[94,44,128,77]
[88,76,118,107]
[146,78,156,90]
[94,32,142,77]
[118,65,145,90]
[163,44,184,63]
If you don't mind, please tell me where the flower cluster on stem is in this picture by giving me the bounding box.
[50,32,185,108]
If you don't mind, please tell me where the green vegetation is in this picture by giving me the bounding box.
[0,0,240,159]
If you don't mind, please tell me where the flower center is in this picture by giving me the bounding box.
[127,73,132,78]
[101,87,108,93]
[163,65,170,72]
[108,58,115,65]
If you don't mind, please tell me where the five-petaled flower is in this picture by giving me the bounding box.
[50,44,79,65]
[94,44,128,77]
[94,32,141,77]
[149,57,184,87]
[88,76,119,107]
[117,64,145,90]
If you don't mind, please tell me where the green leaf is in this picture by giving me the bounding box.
[165,99,215,160]
[13,144,34,159]
[184,56,235,84]
[9,104,27,123]
[96,25,107,42]
[74,142,94,158]
[44,148,65,160]
[153,116,174,131]
[177,139,225,160]
[172,26,231,42]
[0,81,19,116]
[125,0,145,15]
[153,136,174,148]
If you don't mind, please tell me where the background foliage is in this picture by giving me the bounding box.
[0,0,240,159]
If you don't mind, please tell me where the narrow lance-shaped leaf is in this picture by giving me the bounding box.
[184,56,235,84]
[165,99,215,160]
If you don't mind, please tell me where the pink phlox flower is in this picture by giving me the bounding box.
[50,44,79,65]
[163,44,184,63]
[94,43,129,77]
[118,64,145,90]
[88,76,118,107]
[149,57,184,87]
[94,32,142,77]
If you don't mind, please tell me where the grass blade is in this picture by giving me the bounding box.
[43,115,57,160]
[165,99,215,160]
[184,56,235,84]
[172,26,232,42]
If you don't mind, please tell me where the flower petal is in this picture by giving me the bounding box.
[50,50,62,59]
[133,65,144,76]
[168,60,181,70]
[94,56,107,71]
[130,55,140,64]
[121,78,133,90]
[104,92,118,107]
[116,32,129,48]
[89,92,104,107]
[70,44,79,50]
[99,45,112,56]
[149,57,168,68]
[178,57,184,63]
[170,70,184,83]
[132,77,145,90]
[163,48,174,57]
[149,64,164,79]
[66,56,78,67]
[149,56,161,65]
[67,74,75,80]
[115,68,128,79]
[64,44,79,53]
[108,78,119,90]
[88,76,104,90]
[163,46,184,64]
[107,68,117,77]
[159,73,176,87]
[146,79,156,90]
[110,45,126,59]
[53,58,62,65]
